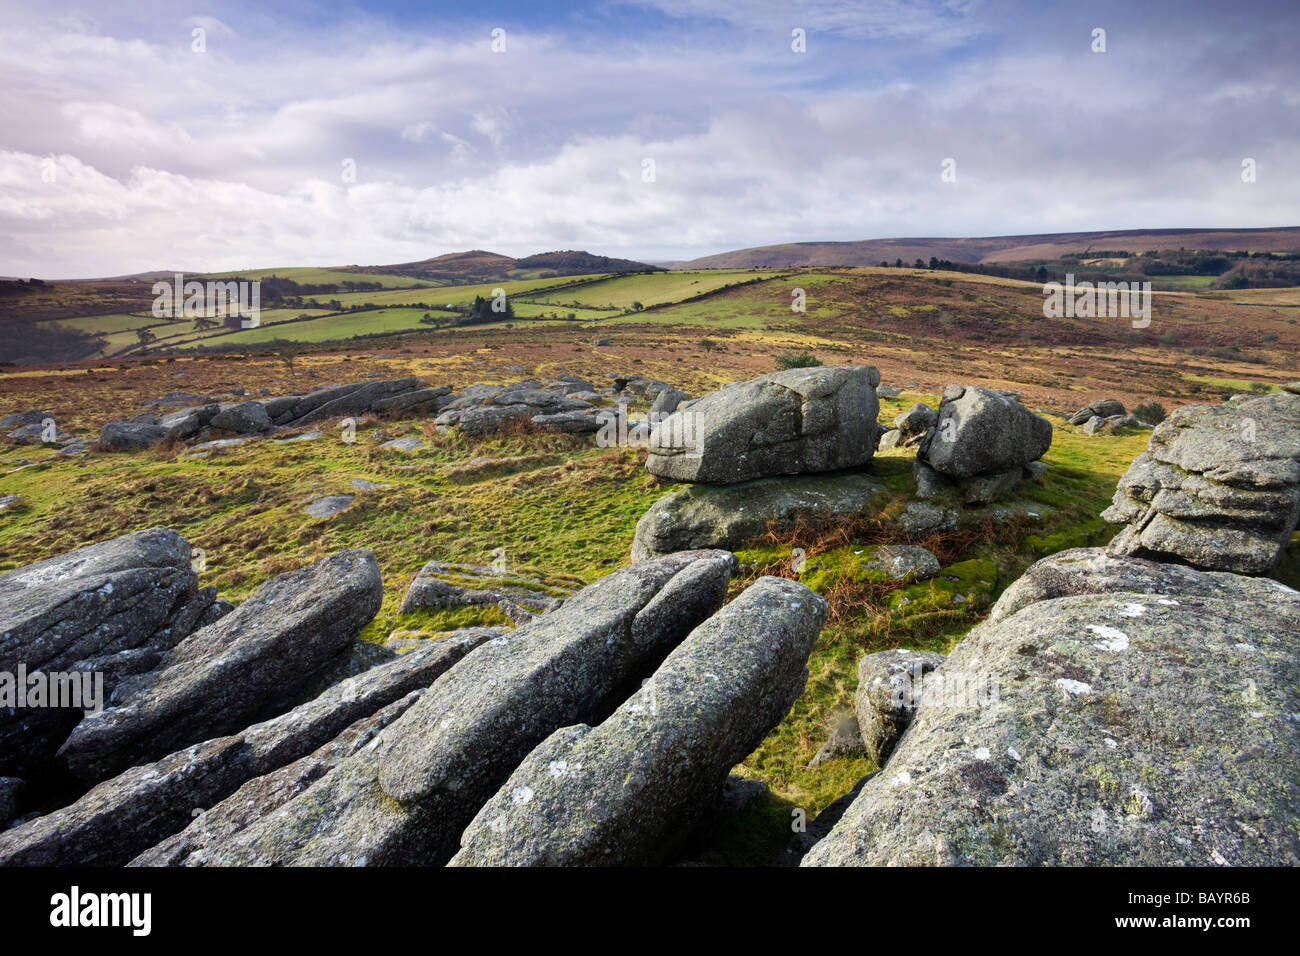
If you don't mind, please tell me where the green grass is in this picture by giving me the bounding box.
[301,275,611,310]
[171,308,459,347]
[0,423,664,644]
[520,269,777,310]
[197,267,439,289]
[41,313,159,335]
[1181,373,1281,394]
[1149,275,1218,289]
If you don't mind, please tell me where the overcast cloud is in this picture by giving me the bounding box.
[0,0,1297,277]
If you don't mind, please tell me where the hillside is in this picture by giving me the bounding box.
[344,249,659,283]
[678,227,1300,269]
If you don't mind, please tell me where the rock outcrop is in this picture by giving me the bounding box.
[853,648,946,766]
[1103,391,1300,574]
[804,552,1300,866]
[0,631,490,866]
[1081,413,1141,436]
[0,528,219,779]
[434,382,599,436]
[57,549,383,782]
[646,365,881,483]
[882,402,936,450]
[451,576,827,865]
[1068,398,1126,425]
[165,550,738,866]
[915,385,1053,504]
[631,472,884,560]
[96,378,432,451]
[96,420,169,451]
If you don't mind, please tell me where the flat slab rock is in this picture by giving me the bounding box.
[167,550,739,866]
[0,528,214,779]
[451,576,827,866]
[804,552,1300,866]
[0,630,491,866]
[302,494,354,518]
[57,549,383,783]
[378,437,425,452]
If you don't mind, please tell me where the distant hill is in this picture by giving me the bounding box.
[676,227,1300,269]
[344,249,659,283]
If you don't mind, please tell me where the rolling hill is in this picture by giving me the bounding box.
[343,249,659,283]
[677,227,1300,270]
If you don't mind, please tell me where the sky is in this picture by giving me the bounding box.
[1,0,1297,277]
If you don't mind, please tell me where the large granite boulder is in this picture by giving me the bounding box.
[371,386,454,415]
[803,553,1300,866]
[0,409,55,429]
[645,365,881,484]
[433,382,594,436]
[0,529,219,780]
[57,549,383,782]
[157,404,220,442]
[631,472,885,560]
[985,547,1291,625]
[892,403,936,446]
[1102,392,1300,574]
[1069,398,1127,426]
[210,401,272,434]
[915,385,1053,504]
[96,420,168,451]
[133,692,422,867]
[451,576,827,866]
[0,631,490,866]
[919,385,1054,478]
[168,550,739,866]
[275,378,426,426]
[854,648,947,766]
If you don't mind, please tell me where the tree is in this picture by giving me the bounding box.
[136,327,157,347]
[700,338,717,354]
[895,258,904,268]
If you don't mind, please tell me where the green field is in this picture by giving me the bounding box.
[302,275,612,310]
[1149,274,1218,289]
[198,267,439,289]
[519,269,776,310]
[176,307,460,347]
[506,301,623,321]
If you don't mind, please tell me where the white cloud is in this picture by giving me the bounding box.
[401,121,436,143]
[0,2,1296,277]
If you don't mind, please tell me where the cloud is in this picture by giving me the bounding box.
[0,0,1297,277]
[401,121,436,143]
